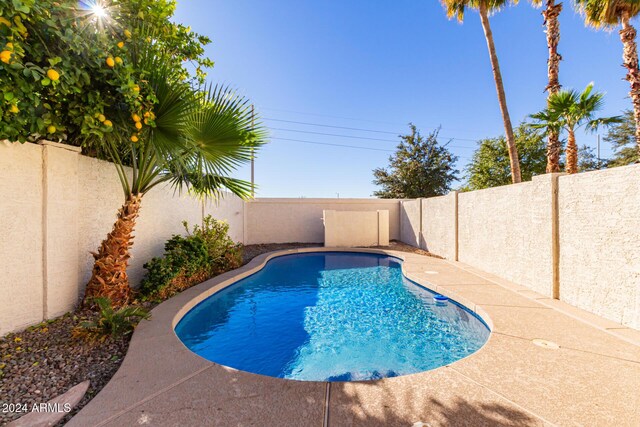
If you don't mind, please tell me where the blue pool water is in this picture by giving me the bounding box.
[175,252,490,382]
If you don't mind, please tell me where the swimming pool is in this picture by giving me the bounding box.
[175,252,490,382]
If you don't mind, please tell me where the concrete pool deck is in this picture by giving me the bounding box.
[68,248,640,427]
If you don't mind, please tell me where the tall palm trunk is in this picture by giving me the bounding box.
[83,194,142,306]
[543,0,562,172]
[479,5,522,183]
[620,11,640,157]
[566,128,578,174]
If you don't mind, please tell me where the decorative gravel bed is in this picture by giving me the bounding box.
[0,311,130,426]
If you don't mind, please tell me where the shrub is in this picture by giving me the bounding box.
[73,297,150,341]
[139,216,243,301]
[139,235,210,300]
[185,215,243,274]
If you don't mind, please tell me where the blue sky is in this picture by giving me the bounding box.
[173,1,630,197]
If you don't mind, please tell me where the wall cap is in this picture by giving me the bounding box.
[38,140,82,153]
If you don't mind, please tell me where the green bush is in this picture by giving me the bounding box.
[73,297,150,341]
[140,216,242,301]
[185,215,243,274]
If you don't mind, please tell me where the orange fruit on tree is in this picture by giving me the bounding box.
[132,113,141,122]
[115,57,123,65]
[117,41,124,48]
[0,50,12,64]
[135,121,142,130]
[103,120,113,127]
[98,114,106,122]
[131,135,138,142]
[46,69,60,81]
[47,125,56,133]
[106,56,115,67]
[9,104,19,113]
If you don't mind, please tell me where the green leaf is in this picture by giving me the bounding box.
[4,92,14,101]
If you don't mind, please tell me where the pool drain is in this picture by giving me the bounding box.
[532,339,560,349]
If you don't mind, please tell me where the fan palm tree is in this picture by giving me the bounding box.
[531,0,563,172]
[530,83,621,173]
[440,0,522,183]
[83,53,264,307]
[574,0,640,158]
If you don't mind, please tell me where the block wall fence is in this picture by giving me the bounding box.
[0,141,401,334]
[1,141,638,334]
[399,167,640,330]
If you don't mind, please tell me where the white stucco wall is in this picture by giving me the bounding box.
[458,175,554,297]
[558,164,640,329]
[244,198,401,244]
[421,193,457,260]
[2,141,638,333]
[0,142,244,335]
[43,143,82,319]
[324,210,389,247]
[400,199,421,247]
[0,142,44,333]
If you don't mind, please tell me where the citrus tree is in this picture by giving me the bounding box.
[0,0,213,144]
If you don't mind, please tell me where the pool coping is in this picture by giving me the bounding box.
[67,247,640,427]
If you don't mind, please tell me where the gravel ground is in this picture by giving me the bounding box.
[0,311,130,426]
[0,241,432,426]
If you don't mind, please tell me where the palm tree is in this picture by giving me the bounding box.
[574,0,640,158]
[531,0,563,172]
[83,54,264,307]
[530,83,621,173]
[440,0,522,183]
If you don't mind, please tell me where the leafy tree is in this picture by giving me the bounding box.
[604,109,639,166]
[440,0,522,183]
[530,0,563,172]
[574,0,640,158]
[464,124,546,191]
[577,144,603,171]
[372,125,458,198]
[529,83,621,174]
[0,0,212,144]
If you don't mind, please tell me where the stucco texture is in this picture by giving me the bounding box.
[558,164,640,329]
[399,199,421,247]
[0,142,44,333]
[0,142,244,335]
[457,176,554,297]
[421,193,457,260]
[244,199,401,244]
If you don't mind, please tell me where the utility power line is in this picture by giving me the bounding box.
[259,106,487,134]
[264,118,400,135]
[271,137,472,159]
[264,118,480,143]
[270,127,477,149]
[272,137,394,152]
